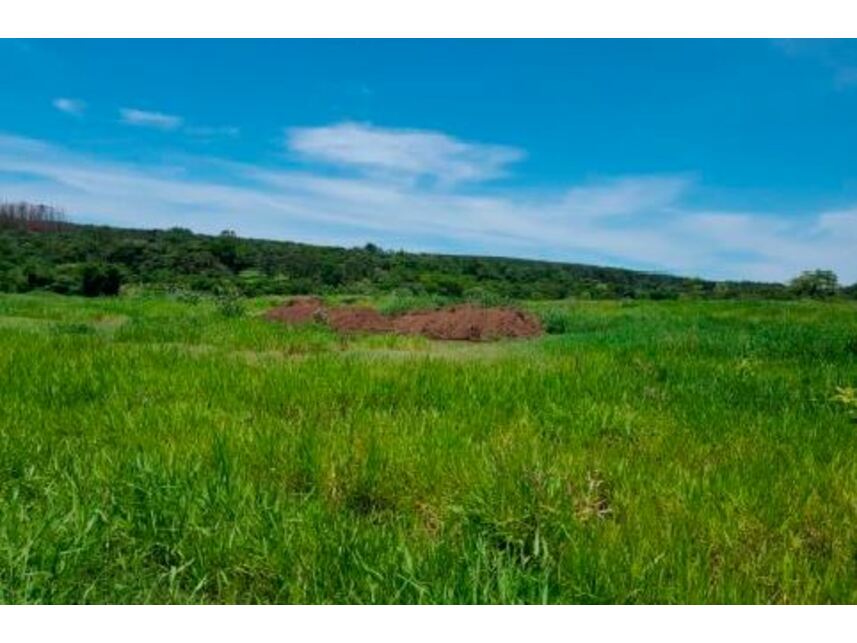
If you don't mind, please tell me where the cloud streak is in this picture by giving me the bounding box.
[52,97,86,117]
[287,122,524,186]
[0,127,855,283]
[119,108,184,130]
[117,108,237,139]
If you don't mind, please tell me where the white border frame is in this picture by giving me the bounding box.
[2,0,857,37]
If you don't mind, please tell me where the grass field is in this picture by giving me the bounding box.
[1,292,857,603]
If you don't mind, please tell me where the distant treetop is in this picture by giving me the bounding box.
[0,201,68,232]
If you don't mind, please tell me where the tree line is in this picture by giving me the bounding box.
[0,205,852,300]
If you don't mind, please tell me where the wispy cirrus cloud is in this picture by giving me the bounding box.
[817,209,857,240]
[559,176,689,219]
[287,122,524,186]
[119,108,237,139]
[119,108,184,130]
[52,97,86,117]
[0,126,855,283]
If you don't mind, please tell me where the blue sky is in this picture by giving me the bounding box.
[1,39,856,282]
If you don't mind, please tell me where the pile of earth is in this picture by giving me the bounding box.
[392,305,542,340]
[264,296,326,324]
[265,297,542,341]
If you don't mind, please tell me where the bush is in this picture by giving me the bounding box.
[377,292,449,316]
[24,262,56,290]
[540,308,575,334]
[647,288,679,301]
[790,270,840,298]
[49,264,83,295]
[215,286,246,318]
[420,274,465,297]
[81,263,122,297]
[464,287,508,307]
[168,286,203,305]
[0,268,27,293]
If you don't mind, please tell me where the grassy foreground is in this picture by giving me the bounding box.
[1,293,857,604]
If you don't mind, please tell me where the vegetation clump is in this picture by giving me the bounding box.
[832,386,857,422]
[81,262,123,297]
[214,285,246,318]
[789,270,840,298]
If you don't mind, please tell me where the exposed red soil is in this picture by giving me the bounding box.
[265,299,542,341]
[392,305,541,341]
[264,296,326,324]
[327,306,393,333]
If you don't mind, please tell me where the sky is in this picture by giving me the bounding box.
[1,39,857,283]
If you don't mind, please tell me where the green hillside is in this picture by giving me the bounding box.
[0,216,804,301]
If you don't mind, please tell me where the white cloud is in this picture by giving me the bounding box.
[817,209,857,240]
[287,122,524,186]
[52,97,86,117]
[119,108,183,130]
[0,131,855,283]
[119,110,236,139]
[560,176,689,218]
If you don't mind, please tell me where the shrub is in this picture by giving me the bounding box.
[790,270,840,298]
[80,263,122,297]
[464,287,508,308]
[377,292,449,316]
[48,264,83,295]
[0,268,27,293]
[215,285,246,318]
[540,308,575,334]
[168,286,203,305]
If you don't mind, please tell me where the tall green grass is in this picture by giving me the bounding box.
[1,293,856,603]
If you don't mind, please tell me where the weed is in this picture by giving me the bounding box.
[215,286,246,318]
[573,471,613,522]
[539,308,575,334]
[832,386,857,421]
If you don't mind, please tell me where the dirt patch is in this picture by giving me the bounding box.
[264,297,326,324]
[392,305,540,341]
[327,306,393,333]
[266,299,542,341]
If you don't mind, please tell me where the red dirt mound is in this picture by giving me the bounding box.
[264,297,326,324]
[327,306,393,333]
[393,305,541,341]
[266,299,542,341]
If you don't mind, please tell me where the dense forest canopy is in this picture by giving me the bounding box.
[0,202,852,300]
